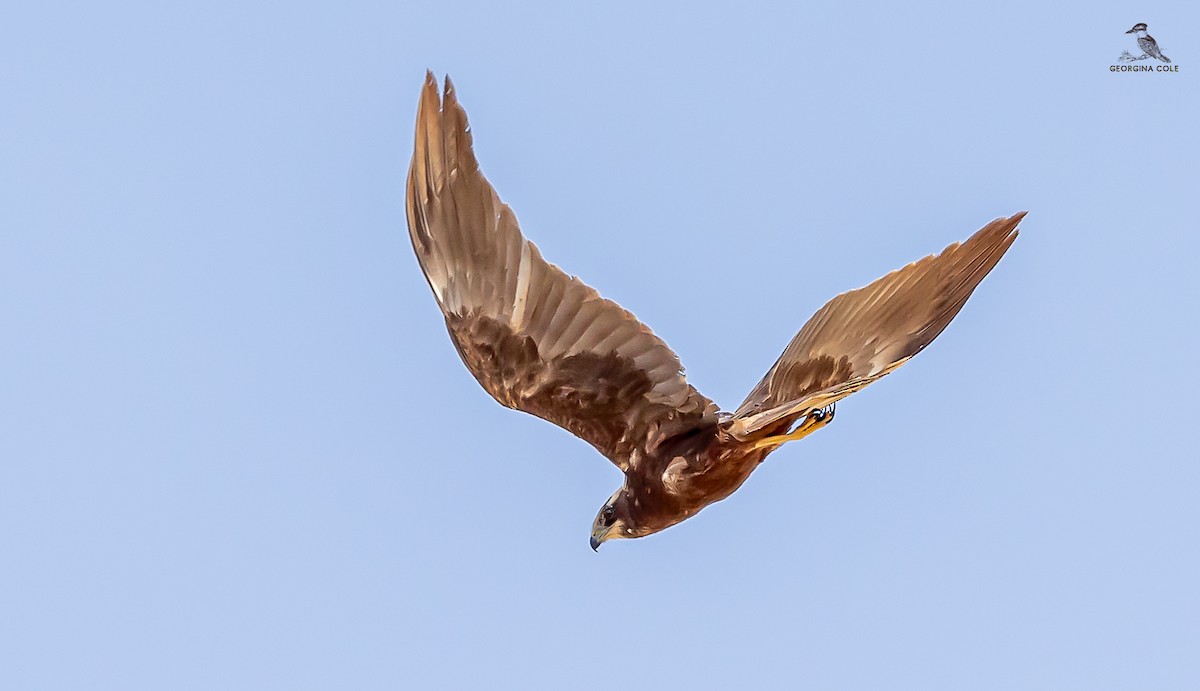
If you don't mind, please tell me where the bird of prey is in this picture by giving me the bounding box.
[406,72,1023,550]
[1125,23,1171,63]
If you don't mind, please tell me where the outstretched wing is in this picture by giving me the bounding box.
[727,213,1023,439]
[406,73,717,469]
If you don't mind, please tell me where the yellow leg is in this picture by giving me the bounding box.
[746,405,835,452]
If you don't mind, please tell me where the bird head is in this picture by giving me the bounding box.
[1126,23,1148,34]
[590,487,639,550]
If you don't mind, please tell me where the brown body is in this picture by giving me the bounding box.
[406,73,1023,548]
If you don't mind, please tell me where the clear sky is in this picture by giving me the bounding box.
[2,1,1198,689]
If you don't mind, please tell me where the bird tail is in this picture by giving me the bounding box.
[1162,54,1172,63]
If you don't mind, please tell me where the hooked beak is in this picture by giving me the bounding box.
[590,521,617,551]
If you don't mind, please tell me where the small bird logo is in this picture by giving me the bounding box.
[1120,23,1171,63]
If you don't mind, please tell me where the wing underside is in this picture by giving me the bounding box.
[406,73,717,468]
[727,213,1024,440]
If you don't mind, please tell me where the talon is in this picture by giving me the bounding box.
[748,402,837,452]
[810,404,836,424]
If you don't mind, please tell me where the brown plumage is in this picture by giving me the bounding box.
[406,72,1024,549]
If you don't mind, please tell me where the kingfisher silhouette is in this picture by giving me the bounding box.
[1124,23,1171,63]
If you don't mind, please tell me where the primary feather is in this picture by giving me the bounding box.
[406,73,716,470]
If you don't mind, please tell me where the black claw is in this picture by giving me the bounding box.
[809,403,838,425]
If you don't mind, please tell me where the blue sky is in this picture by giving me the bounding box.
[2,1,1198,689]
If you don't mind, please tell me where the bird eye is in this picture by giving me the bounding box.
[601,506,615,524]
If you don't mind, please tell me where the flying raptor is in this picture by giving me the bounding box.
[406,73,1023,550]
